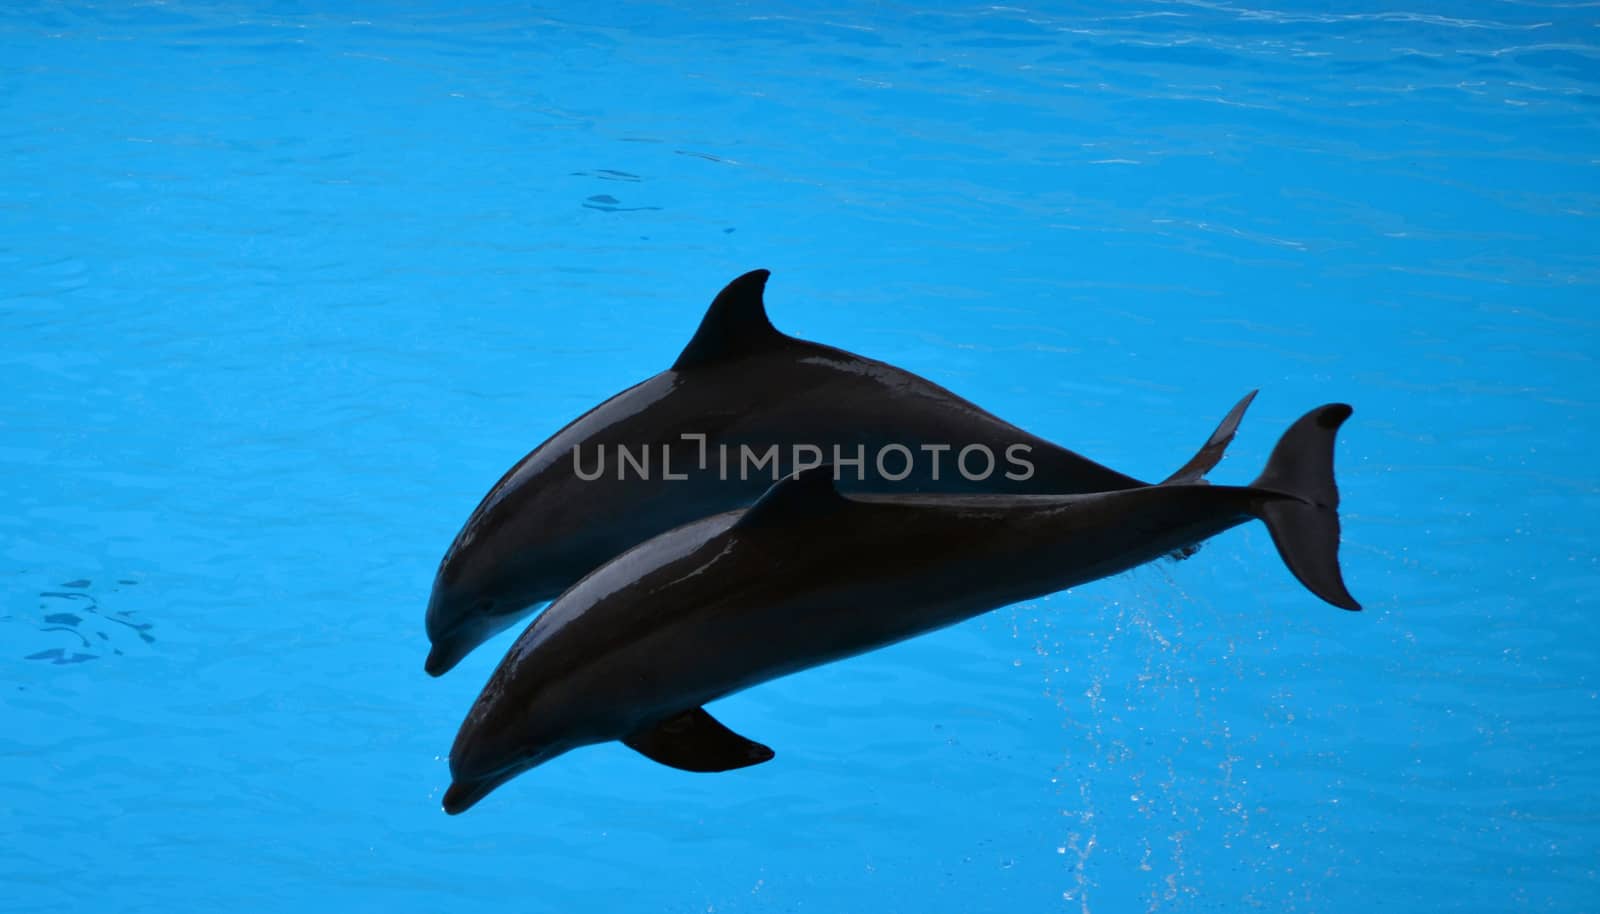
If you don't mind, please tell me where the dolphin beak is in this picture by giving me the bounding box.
[424,641,464,677]
[442,770,513,815]
[441,780,485,815]
[425,605,522,677]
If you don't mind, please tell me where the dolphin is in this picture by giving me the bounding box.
[440,400,1360,814]
[425,269,1249,675]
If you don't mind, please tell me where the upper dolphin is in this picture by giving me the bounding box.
[440,400,1360,814]
[424,270,1240,675]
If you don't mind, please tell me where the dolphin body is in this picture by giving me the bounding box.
[441,401,1360,814]
[425,270,1244,675]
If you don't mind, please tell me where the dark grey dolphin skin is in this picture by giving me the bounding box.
[425,269,1247,675]
[441,401,1359,814]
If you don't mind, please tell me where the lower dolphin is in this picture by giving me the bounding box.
[441,399,1359,814]
[424,270,1248,675]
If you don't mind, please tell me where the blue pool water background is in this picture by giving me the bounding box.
[3,2,1596,911]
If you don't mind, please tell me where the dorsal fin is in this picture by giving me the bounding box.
[672,269,789,370]
[1160,390,1258,486]
[737,464,851,528]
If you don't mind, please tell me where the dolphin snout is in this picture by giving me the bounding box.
[442,778,489,815]
[425,596,518,677]
[424,640,467,677]
[442,766,520,815]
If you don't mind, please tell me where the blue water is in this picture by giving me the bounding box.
[3,2,1596,911]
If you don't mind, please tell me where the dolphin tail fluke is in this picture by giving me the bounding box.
[1160,390,1259,486]
[1248,404,1361,611]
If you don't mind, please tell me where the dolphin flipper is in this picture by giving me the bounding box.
[623,707,776,773]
